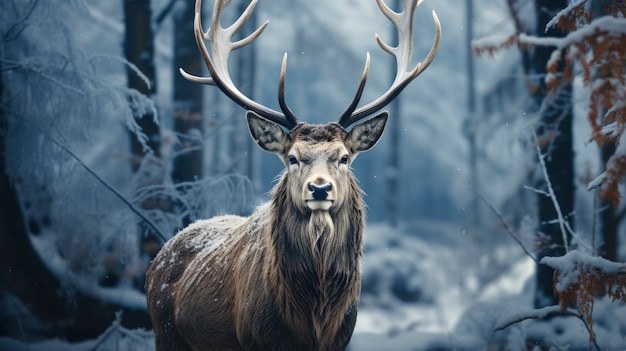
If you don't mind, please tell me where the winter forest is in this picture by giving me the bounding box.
[1,0,625,350]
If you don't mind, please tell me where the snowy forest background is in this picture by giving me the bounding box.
[1,0,625,350]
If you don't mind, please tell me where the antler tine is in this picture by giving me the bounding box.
[180,0,298,130]
[278,53,299,127]
[337,53,371,128]
[338,0,441,128]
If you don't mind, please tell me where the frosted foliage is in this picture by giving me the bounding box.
[0,0,254,305]
[2,1,155,180]
[130,158,254,239]
[0,0,156,289]
[0,312,155,351]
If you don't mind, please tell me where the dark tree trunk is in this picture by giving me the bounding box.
[598,143,618,261]
[172,1,203,186]
[592,0,619,262]
[124,0,160,165]
[170,0,204,231]
[532,0,574,309]
[123,0,162,287]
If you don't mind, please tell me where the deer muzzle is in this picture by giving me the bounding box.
[305,178,335,211]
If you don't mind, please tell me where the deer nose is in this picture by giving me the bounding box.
[308,183,331,200]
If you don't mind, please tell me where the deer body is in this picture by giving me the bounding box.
[147,204,362,350]
[146,0,440,349]
[147,121,380,350]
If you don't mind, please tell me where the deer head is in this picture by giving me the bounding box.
[246,111,388,213]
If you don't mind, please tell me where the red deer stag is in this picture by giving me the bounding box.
[146,0,440,349]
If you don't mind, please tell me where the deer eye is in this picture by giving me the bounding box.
[288,155,299,165]
[339,155,349,165]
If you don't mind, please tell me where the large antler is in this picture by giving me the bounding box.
[180,0,299,130]
[337,0,441,128]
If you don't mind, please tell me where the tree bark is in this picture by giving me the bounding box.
[532,0,574,309]
[592,0,619,262]
[124,0,160,166]
[123,0,163,290]
[598,143,618,261]
[172,0,203,186]
[170,0,205,231]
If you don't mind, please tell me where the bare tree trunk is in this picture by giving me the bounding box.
[171,0,204,230]
[172,1,203,186]
[124,0,160,165]
[532,0,574,309]
[386,0,401,227]
[123,0,162,287]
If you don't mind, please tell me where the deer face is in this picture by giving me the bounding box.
[247,111,388,213]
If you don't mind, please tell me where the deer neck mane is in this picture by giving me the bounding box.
[268,171,365,273]
[264,172,365,344]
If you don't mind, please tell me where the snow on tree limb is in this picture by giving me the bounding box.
[519,16,626,49]
[587,171,606,191]
[521,13,626,206]
[494,305,576,331]
[544,0,588,32]
[541,250,626,342]
[493,304,601,351]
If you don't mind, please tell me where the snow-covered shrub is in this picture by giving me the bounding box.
[543,250,626,341]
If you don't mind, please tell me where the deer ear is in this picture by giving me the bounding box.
[246,111,289,153]
[346,112,388,153]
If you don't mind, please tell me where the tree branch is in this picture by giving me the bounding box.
[51,138,167,243]
[534,133,570,252]
[494,305,601,351]
[474,189,540,264]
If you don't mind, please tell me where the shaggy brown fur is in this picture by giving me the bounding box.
[146,114,386,351]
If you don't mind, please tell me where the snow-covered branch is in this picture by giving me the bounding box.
[539,250,626,344]
[541,250,626,279]
[494,304,601,351]
[544,0,588,32]
[475,190,539,264]
[494,305,576,331]
[51,138,167,242]
[587,172,606,191]
[520,16,626,49]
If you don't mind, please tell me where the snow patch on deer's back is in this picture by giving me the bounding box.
[175,215,248,293]
[180,236,227,292]
[183,215,246,251]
